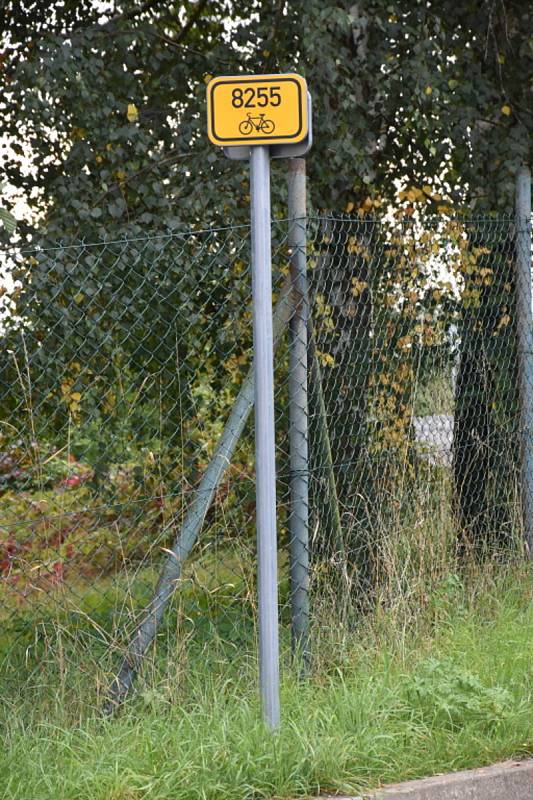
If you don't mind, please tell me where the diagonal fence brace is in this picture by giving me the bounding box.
[104,275,294,711]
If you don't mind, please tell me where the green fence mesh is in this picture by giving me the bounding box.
[0,214,527,702]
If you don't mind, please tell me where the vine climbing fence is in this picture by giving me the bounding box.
[0,172,531,706]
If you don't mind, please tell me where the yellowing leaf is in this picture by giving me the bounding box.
[103,392,116,412]
[501,104,511,116]
[406,187,424,202]
[345,201,355,213]
[351,279,368,297]
[70,392,82,401]
[204,74,213,85]
[498,314,511,328]
[127,103,139,122]
[397,335,412,349]
[318,352,335,367]
[425,86,433,96]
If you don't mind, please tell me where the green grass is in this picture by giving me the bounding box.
[0,570,531,800]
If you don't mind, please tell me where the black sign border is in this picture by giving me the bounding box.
[210,76,304,144]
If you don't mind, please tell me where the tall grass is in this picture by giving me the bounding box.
[0,562,531,799]
[0,418,531,799]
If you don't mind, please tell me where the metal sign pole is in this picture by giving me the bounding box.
[516,166,533,560]
[207,70,311,730]
[250,144,281,728]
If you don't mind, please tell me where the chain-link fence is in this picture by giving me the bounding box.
[0,197,530,706]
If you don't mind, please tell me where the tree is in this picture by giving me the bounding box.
[1,1,530,241]
[0,0,531,562]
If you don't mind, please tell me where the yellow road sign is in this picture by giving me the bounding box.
[207,73,308,147]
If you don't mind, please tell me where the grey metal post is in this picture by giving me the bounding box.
[288,159,310,669]
[250,145,280,728]
[516,166,533,559]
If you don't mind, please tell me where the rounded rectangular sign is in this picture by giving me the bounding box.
[207,73,308,147]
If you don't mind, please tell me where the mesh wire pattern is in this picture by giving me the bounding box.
[0,213,528,696]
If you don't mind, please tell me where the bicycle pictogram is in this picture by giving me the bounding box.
[238,113,276,136]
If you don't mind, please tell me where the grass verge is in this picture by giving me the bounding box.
[0,569,531,800]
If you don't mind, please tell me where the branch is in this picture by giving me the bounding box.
[90,150,194,207]
[86,0,208,40]
[101,23,239,68]
[82,0,168,31]
[90,0,216,64]
[116,0,166,23]
[174,0,209,45]
[263,0,287,70]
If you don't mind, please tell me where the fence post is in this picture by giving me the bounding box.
[288,159,310,670]
[516,165,533,559]
[250,144,280,729]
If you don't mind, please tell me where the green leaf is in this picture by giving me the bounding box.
[0,207,17,234]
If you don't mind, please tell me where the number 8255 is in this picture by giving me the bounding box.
[231,86,281,109]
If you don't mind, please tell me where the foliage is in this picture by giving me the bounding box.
[409,657,512,730]
[308,213,519,573]
[0,207,17,236]
[0,1,530,620]
[0,570,531,799]
[0,227,255,513]
[0,474,164,602]
[0,0,531,248]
